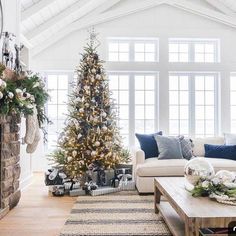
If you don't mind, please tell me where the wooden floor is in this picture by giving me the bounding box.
[0,173,76,236]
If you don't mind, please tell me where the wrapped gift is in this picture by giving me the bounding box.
[90,169,115,186]
[49,185,65,196]
[90,186,121,196]
[69,189,86,196]
[119,180,136,191]
[45,168,66,186]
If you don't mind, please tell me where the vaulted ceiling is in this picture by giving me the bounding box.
[20,0,236,55]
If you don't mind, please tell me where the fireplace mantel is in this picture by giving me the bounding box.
[0,115,21,219]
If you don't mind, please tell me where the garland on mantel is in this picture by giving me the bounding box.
[0,63,50,136]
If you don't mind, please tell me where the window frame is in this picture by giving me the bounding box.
[108,71,159,147]
[168,71,219,137]
[44,71,74,152]
[168,38,220,63]
[107,37,159,63]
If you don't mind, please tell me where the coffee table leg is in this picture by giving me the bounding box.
[185,218,199,236]
[154,184,161,214]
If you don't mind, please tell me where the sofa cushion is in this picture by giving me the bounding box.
[205,157,236,172]
[224,133,236,145]
[135,131,162,159]
[192,137,224,157]
[136,158,188,177]
[136,157,236,177]
[155,135,183,160]
[204,144,236,161]
[179,136,193,160]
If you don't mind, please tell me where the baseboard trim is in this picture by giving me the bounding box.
[20,173,33,191]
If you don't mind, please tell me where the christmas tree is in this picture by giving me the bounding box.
[51,31,130,180]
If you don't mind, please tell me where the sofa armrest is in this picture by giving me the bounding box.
[132,149,145,180]
[135,149,145,165]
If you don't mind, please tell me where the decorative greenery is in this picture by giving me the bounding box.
[50,33,130,180]
[190,172,236,205]
[0,64,50,135]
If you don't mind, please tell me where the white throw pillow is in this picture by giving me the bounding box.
[224,133,236,145]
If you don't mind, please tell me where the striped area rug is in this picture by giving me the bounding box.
[60,191,171,236]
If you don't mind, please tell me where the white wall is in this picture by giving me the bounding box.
[31,4,236,169]
[2,0,33,187]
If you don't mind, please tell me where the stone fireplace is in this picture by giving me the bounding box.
[0,115,21,219]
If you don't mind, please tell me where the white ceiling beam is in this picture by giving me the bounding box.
[26,0,88,40]
[20,34,33,49]
[21,0,56,21]
[27,0,109,41]
[32,0,167,55]
[204,0,234,15]
[32,0,236,56]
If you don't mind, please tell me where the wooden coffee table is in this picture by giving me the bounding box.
[154,177,236,236]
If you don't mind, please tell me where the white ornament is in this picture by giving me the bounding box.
[215,170,235,185]
[72,150,77,157]
[26,104,34,109]
[77,133,82,139]
[0,80,6,89]
[67,156,73,162]
[102,112,107,118]
[102,126,108,131]
[95,141,100,147]
[7,92,14,99]
[96,74,101,80]
[0,91,3,99]
[91,68,96,74]
[184,157,215,187]
[91,151,96,156]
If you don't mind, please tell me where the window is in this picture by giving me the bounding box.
[169,43,189,62]
[231,73,236,132]
[108,42,129,61]
[169,73,218,137]
[169,75,189,135]
[169,39,220,63]
[134,42,157,62]
[108,38,159,62]
[46,74,70,150]
[195,75,216,137]
[194,43,216,63]
[109,73,158,146]
[109,74,129,145]
[135,75,156,134]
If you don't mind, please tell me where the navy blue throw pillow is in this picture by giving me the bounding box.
[204,144,236,161]
[135,131,163,159]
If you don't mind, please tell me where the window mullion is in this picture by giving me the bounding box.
[129,74,135,147]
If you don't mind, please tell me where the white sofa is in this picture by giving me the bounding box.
[133,137,236,193]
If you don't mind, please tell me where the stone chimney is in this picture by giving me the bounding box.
[0,115,21,219]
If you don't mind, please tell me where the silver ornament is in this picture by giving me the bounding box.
[184,157,215,187]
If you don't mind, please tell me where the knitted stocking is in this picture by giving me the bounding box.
[24,106,41,153]
[24,106,37,145]
[26,118,40,154]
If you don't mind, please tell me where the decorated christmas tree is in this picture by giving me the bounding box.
[51,31,130,180]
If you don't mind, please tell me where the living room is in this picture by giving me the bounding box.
[0,0,236,235]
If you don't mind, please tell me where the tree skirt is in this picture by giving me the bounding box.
[60,191,171,236]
